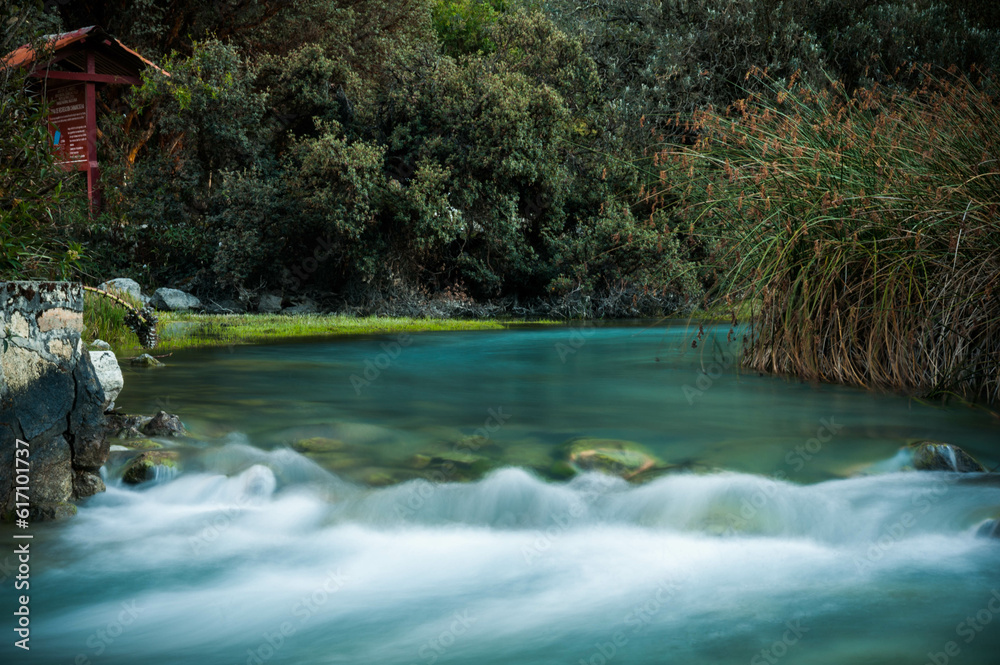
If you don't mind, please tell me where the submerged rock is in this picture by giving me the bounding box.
[562,438,664,480]
[122,451,179,484]
[293,437,346,453]
[130,353,164,367]
[976,519,1000,539]
[142,411,187,437]
[910,442,985,473]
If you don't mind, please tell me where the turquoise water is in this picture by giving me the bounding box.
[17,323,1000,664]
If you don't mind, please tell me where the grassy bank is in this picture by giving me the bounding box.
[83,300,551,353]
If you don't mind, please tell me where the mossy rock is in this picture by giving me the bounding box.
[547,460,578,480]
[562,438,665,480]
[122,451,180,484]
[348,467,422,487]
[293,437,347,453]
[116,438,163,451]
[305,454,371,471]
[910,442,985,473]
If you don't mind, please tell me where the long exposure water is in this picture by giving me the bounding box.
[15,323,1000,664]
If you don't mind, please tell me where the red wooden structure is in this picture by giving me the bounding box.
[4,26,166,208]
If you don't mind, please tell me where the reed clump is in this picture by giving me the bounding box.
[660,66,1000,404]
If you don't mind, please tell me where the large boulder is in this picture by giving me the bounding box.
[88,350,123,409]
[149,287,202,312]
[911,442,986,473]
[99,278,147,304]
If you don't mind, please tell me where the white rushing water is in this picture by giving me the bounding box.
[28,445,1000,665]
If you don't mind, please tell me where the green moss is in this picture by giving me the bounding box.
[118,313,556,353]
[562,438,665,480]
[122,451,180,484]
[293,437,347,453]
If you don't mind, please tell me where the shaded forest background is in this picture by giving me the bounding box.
[3,0,999,319]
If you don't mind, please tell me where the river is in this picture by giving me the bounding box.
[19,323,1000,664]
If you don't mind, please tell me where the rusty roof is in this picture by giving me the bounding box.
[3,25,168,78]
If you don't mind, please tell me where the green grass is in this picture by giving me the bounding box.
[106,312,554,353]
[83,289,147,349]
[660,67,1000,404]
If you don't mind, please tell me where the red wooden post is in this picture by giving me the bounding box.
[85,51,99,210]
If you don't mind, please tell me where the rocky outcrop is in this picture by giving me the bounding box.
[1,282,109,521]
[149,287,202,311]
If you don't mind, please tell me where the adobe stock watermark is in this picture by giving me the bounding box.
[350,333,413,394]
[279,235,336,292]
[188,492,259,555]
[555,321,596,363]
[681,346,739,405]
[925,589,1000,665]
[244,569,350,665]
[73,600,144,665]
[722,417,843,535]
[578,576,684,665]
[395,406,511,519]
[417,609,477,664]
[749,619,809,665]
[852,478,949,573]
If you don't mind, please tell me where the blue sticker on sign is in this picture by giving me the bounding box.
[54,130,61,145]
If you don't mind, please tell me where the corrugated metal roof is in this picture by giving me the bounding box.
[2,25,168,77]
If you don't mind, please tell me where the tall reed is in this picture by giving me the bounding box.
[659,67,1000,404]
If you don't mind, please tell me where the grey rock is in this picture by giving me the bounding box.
[73,469,106,498]
[282,298,319,315]
[130,353,164,367]
[104,413,154,439]
[911,442,986,473]
[89,350,124,408]
[258,293,284,313]
[149,287,202,311]
[89,339,112,351]
[30,435,74,505]
[99,278,146,304]
[203,299,245,314]
[142,410,186,437]
[68,355,111,469]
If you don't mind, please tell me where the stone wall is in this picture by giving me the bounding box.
[0,281,108,520]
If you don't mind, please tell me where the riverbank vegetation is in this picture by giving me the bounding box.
[4,0,999,402]
[83,303,519,353]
